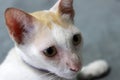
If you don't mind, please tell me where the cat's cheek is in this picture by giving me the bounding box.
[40,53,61,67]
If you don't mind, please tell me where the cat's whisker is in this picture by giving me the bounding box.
[48,75,57,80]
[54,76,60,80]
[58,77,62,80]
[56,76,63,80]
[51,75,57,80]
[39,72,51,78]
[51,77,57,80]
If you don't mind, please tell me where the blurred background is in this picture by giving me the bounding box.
[0,0,120,80]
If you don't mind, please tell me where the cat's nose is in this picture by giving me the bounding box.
[70,67,80,72]
[66,62,81,72]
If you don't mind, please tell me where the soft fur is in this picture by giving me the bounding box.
[0,0,109,80]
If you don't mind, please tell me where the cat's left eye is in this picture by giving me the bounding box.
[43,46,57,57]
[72,34,82,46]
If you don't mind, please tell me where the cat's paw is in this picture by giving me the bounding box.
[78,60,110,79]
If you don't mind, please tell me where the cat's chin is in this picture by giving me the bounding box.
[56,72,78,79]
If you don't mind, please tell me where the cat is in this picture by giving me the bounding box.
[0,0,109,80]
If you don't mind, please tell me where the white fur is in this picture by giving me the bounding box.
[0,23,109,80]
[1,0,109,80]
[0,48,65,80]
[0,48,109,80]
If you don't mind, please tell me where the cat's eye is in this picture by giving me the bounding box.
[72,34,82,46]
[43,46,57,57]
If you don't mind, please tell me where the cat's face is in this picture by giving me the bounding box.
[5,0,83,79]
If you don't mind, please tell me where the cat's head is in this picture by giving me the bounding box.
[5,0,83,79]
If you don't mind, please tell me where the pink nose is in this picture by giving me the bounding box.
[70,67,80,72]
[66,63,81,72]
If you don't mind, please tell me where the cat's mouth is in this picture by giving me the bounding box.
[50,69,78,79]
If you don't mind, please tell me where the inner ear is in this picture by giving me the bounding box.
[59,0,74,20]
[5,8,36,44]
[50,0,74,21]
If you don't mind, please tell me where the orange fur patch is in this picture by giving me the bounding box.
[30,11,70,29]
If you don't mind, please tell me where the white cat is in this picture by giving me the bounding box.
[0,0,109,80]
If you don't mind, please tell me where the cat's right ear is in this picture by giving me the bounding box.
[5,8,37,45]
[50,0,74,22]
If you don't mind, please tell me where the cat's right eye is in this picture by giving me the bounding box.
[72,34,82,46]
[43,46,57,57]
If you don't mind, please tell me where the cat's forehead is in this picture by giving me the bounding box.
[33,19,80,50]
[34,24,80,52]
[52,23,80,41]
[31,10,70,29]
[31,10,81,48]
[31,10,80,37]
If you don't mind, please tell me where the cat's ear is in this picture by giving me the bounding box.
[5,8,37,45]
[50,0,74,22]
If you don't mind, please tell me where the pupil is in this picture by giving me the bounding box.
[47,47,53,54]
[43,46,57,57]
[73,35,79,42]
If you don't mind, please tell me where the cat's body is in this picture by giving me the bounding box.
[0,0,109,80]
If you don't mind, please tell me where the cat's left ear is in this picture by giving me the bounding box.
[50,0,74,22]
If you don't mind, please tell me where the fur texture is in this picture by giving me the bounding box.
[0,0,109,80]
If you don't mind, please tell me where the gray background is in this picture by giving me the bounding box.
[0,0,120,80]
